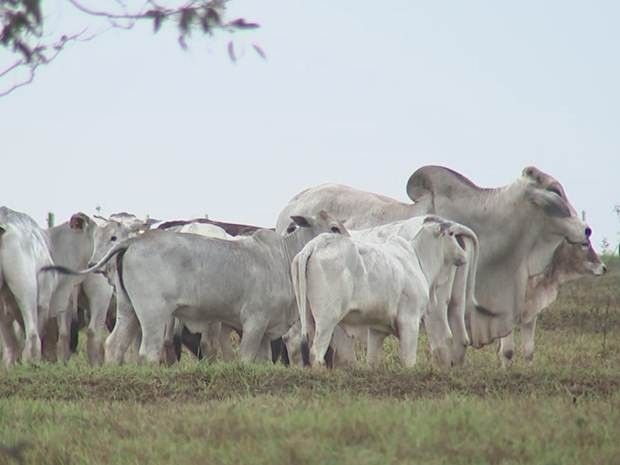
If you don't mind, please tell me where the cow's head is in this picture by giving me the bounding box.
[109,212,151,235]
[522,167,590,246]
[90,219,132,265]
[553,238,607,278]
[285,211,348,238]
[422,216,468,268]
[282,211,349,263]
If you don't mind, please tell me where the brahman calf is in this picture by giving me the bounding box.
[294,217,468,368]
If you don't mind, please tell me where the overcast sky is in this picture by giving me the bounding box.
[2,1,619,250]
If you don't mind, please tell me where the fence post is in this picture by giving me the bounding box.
[47,212,55,228]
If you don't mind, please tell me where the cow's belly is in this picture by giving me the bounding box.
[174,303,242,331]
[340,301,396,333]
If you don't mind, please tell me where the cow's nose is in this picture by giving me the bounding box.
[585,227,592,238]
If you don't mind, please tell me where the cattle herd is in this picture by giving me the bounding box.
[0,165,607,370]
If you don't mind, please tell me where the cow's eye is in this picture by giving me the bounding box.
[331,226,341,234]
[547,187,562,197]
[111,235,118,242]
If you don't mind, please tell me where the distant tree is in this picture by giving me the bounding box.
[1,0,262,97]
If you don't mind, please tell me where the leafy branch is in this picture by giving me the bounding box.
[1,0,262,97]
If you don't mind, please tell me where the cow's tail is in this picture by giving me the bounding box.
[292,244,315,367]
[40,240,133,277]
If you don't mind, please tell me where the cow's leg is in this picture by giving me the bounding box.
[331,327,357,367]
[200,322,221,362]
[256,334,272,362]
[0,310,20,368]
[219,324,235,361]
[309,316,339,368]
[104,295,139,364]
[161,318,178,366]
[41,317,58,362]
[521,317,537,364]
[83,276,113,366]
[8,278,41,364]
[397,307,422,368]
[239,318,269,363]
[56,310,73,363]
[446,267,469,367]
[498,331,515,368]
[367,328,387,368]
[423,311,453,369]
[136,305,174,364]
[48,281,78,364]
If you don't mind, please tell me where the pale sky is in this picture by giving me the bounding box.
[2,1,619,251]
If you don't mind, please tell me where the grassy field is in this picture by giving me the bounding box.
[0,258,618,465]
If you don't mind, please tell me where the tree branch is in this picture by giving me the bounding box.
[0,30,93,97]
[1,1,261,97]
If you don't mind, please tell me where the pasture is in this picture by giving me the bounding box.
[1,257,618,465]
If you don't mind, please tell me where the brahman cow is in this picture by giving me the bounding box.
[0,207,57,366]
[0,208,98,366]
[276,165,590,365]
[498,238,606,365]
[46,211,347,363]
[77,217,136,365]
[294,216,467,368]
[176,221,234,362]
[43,212,98,362]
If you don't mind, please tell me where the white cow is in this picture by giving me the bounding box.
[0,208,99,367]
[0,207,57,366]
[44,212,98,362]
[283,215,480,368]
[293,216,467,368]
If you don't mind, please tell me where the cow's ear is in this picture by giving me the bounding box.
[527,188,571,218]
[69,213,89,231]
[290,216,311,228]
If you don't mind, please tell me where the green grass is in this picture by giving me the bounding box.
[2,395,620,465]
[0,261,618,464]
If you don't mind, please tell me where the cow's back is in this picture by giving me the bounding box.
[276,184,425,233]
[119,230,291,327]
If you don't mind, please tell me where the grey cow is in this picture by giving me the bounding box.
[48,211,347,364]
